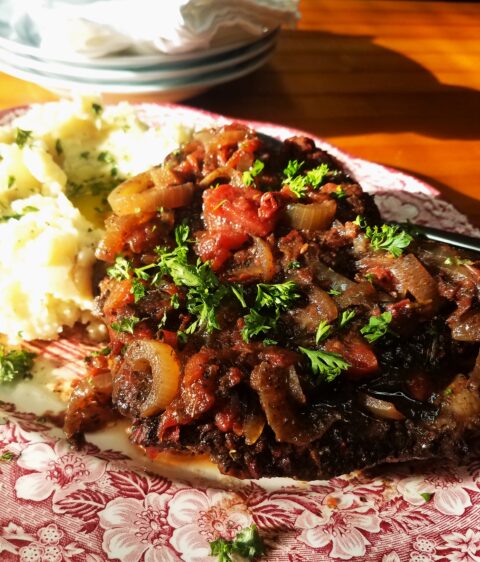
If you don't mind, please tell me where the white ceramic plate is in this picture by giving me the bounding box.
[0,31,276,82]
[0,7,278,68]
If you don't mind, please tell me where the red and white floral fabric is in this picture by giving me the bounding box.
[1,104,479,561]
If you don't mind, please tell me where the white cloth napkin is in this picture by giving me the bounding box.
[15,0,299,58]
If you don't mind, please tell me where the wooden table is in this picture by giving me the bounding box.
[1,0,479,226]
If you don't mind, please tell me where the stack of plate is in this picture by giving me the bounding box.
[0,11,278,101]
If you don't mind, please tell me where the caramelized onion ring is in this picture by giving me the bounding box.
[360,393,405,421]
[108,169,193,216]
[124,340,180,417]
[285,200,336,231]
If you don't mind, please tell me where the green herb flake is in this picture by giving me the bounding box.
[107,256,131,281]
[80,151,90,159]
[131,278,146,303]
[210,524,265,562]
[305,163,331,189]
[0,347,36,384]
[170,293,180,309]
[444,387,453,396]
[332,185,347,199]
[263,338,278,346]
[231,284,247,308]
[8,175,15,188]
[111,316,141,335]
[360,311,393,343]
[339,309,356,328]
[98,151,116,164]
[283,159,304,179]
[299,347,350,382]
[328,288,342,296]
[315,320,332,344]
[286,174,308,199]
[288,260,301,270]
[355,217,413,258]
[91,347,111,357]
[213,199,228,212]
[255,281,300,312]
[242,309,277,343]
[91,102,103,115]
[243,159,264,187]
[420,492,432,502]
[14,129,32,148]
[0,452,16,462]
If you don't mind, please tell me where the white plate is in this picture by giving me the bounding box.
[0,8,278,68]
[0,31,276,82]
[0,47,274,100]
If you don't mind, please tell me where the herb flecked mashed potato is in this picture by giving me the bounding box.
[0,97,191,343]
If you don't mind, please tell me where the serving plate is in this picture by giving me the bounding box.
[0,103,479,562]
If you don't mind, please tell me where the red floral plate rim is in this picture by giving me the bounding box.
[0,102,479,562]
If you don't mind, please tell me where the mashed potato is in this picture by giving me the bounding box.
[0,97,192,343]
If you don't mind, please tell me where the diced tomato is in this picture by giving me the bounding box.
[325,335,378,379]
[196,229,248,271]
[203,184,279,237]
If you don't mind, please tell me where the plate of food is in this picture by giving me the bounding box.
[0,98,479,562]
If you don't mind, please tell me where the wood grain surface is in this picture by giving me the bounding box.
[0,0,479,226]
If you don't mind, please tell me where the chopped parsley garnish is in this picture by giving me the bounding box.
[8,175,15,188]
[231,284,247,308]
[420,492,432,502]
[91,347,111,357]
[339,309,356,328]
[111,316,141,335]
[283,159,304,179]
[14,129,32,148]
[91,102,103,115]
[242,159,264,187]
[170,293,180,309]
[328,288,342,296]
[0,452,16,462]
[80,151,90,159]
[55,138,63,155]
[209,524,265,562]
[315,320,332,343]
[360,311,393,343]
[255,281,300,311]
[131,278,146,303]
[98,151,115,164]
[331,185,347,199]
[0,205,39,223]
[305,163,331,189]
[107,256,131,281]
[299,347,350,382]
[242,309,277,343]
[241,281,300,343]
[0,347,36,384]
[263,338,278,346]
[355,216,413,258]
[283,162,333,198]
[288,260,301,270]
[154,225,228,334]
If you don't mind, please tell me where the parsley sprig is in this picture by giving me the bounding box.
[111,316,141,335]
[282,160,334,198]
[355,217,413,258]
[241,281,300,343]
[210,524,265,562]
[0,347,36,384]
[299,347,350,382]
[360,311,393,343]
[243,160,264,187]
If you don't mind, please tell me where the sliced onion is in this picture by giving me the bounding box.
[227,237,276,283]
[451,310,480,342]
[313,260,356,291]
[335,281,377,310]
[243,411,266,445]
[360,393,405,421]
[194,125,250,151]
[124,340,180,417]
[108,168,193,216]
[390,254,439,314]
[289,286,338,332]
[199,166,243,188]
[285,200,336,231]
